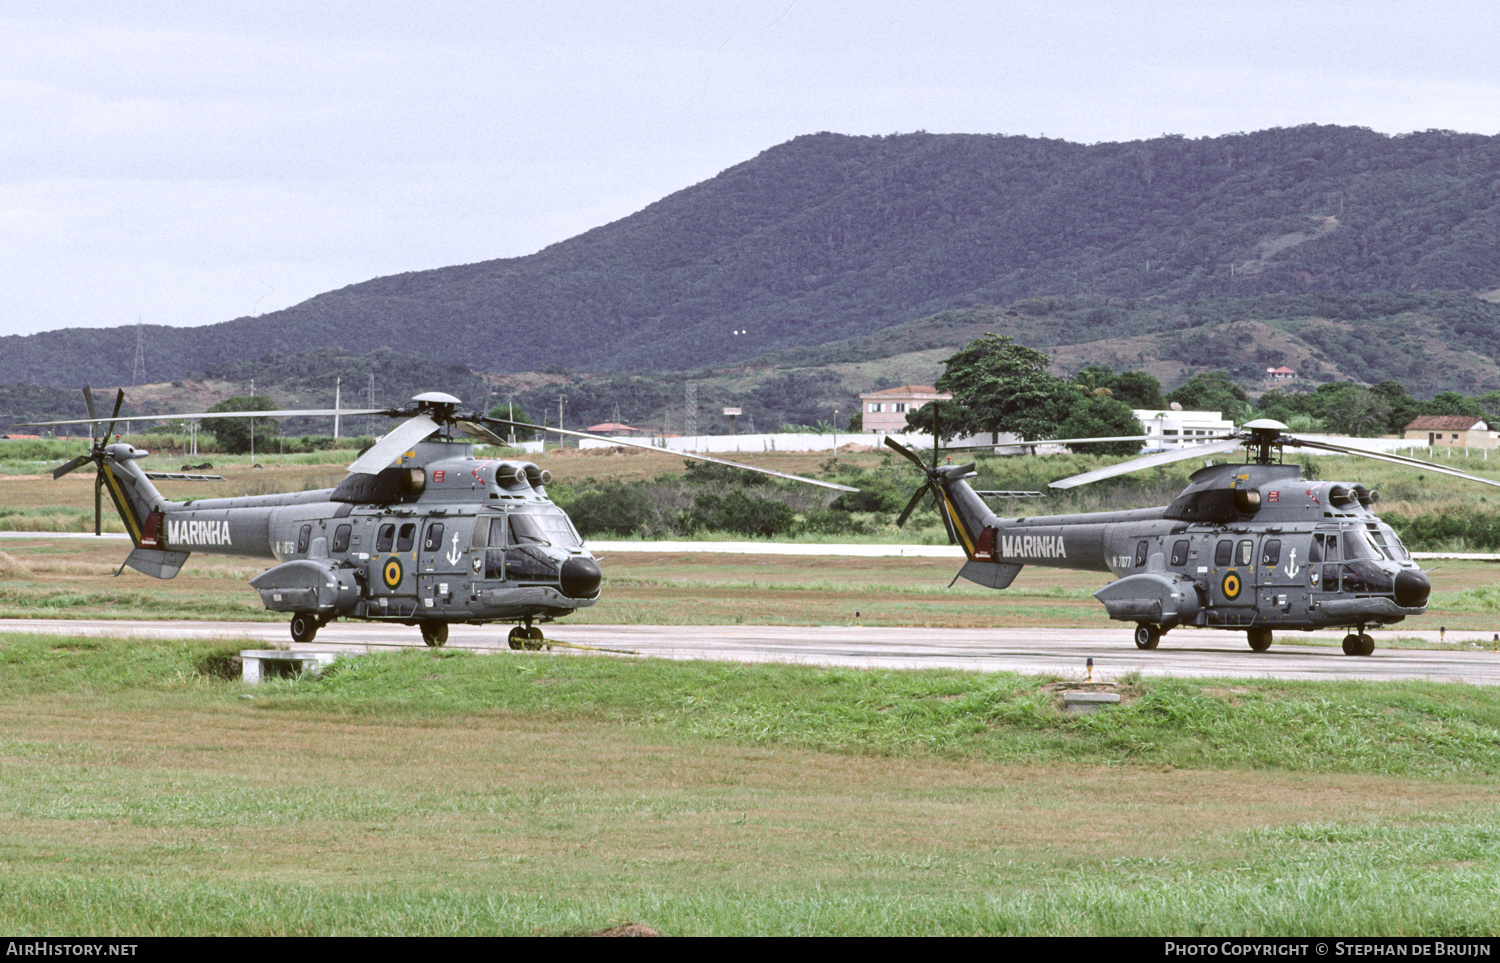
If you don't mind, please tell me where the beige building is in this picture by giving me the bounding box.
[859,385,952,434]
[1403,415,1498,449]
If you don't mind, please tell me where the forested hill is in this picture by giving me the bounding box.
[7,124,1500,386]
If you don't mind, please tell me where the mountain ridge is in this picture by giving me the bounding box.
[5,124,1499,387]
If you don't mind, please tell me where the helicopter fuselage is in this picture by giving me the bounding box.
[942,462,1431,636]
[102,438,601,636]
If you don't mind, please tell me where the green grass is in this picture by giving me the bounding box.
[5,633,1500,934]
[7,634,1500,777]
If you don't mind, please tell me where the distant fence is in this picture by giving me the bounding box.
[501,431,1448,458]
[574,432,947,454]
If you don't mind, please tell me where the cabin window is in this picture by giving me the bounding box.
[1309,533,1323,563]
[1170,540,1189,566]
[1237,540,1254,567]
[332,524,351,554]
[376,524,395,553]
[396,523,416,552]
[296,525,311,554]
[1262,539,1280,567]
[1134,540,1148,567]
[1214,540,1233,567]
[423,522,445,552]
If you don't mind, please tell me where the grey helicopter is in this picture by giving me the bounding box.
[28,388,853,649]
[888,419,1499,656]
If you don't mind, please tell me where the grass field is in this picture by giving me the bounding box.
[3,633,1500,936]
[5,450,1500,935]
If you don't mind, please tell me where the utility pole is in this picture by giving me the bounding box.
[334,376,341,440]
[131,322,145,385]
[684,382,697,447]
[557,395,567,449]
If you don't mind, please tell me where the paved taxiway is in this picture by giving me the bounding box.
[4,618,1500,685]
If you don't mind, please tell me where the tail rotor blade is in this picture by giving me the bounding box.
[938,500,959,545]
[884,435,929,470]
[52,455,92,480]
[102,389,124,443]
[895,485,930,528]
[82,386,98,443]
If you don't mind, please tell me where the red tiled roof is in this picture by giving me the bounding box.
[859,385,950,397]
[1404,415,1485,431]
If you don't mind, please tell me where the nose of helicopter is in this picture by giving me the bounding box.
[560,556,602,599]
[1394,568,1431,608]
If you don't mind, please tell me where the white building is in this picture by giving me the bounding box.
[1134,409,1236,450]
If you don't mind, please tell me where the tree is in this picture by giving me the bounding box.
[1165,372,1252,421]
[1055,395,1145,456]
[202,396,280,455]
[1315,384,1391,437]
[932,334,1074,440]
[902,398,967,441]
[1071,364,1164,410]
[1106,370,1165,409]
[486,401,537,441]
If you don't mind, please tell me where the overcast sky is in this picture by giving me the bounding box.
[2,0,1496,339]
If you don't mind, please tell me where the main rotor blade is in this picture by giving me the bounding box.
[347,414,441,474]
[895,485,930,528]
[1048,440,1245,490]
[482,417,858,492]
[94,471,103,536]
[453,420,508,446]
[1289,438,1500,489]
[19,407,390,428]
[938,434,1157,453]
[52,454,93,480]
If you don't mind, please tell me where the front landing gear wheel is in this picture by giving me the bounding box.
[1247,627,1272,652]
[420,622,449,648]
[507,626,527,650]
[1133,623,1160,650]
[289,614,318,644]
[526,626,547,651]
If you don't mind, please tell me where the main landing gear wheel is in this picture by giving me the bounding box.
[419,622,449,647]
[1133,623,1160,650]
[1342,633,1375,656]
[289,614,318,644]
[507,626,547,651]
[1247,627,1272,652]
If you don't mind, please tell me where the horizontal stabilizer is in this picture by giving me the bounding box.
[120,547,190,580]
[957,560,1023,589]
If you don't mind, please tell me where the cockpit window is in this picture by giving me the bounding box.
[1343,529,1385,562]
[508,511,581,549]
